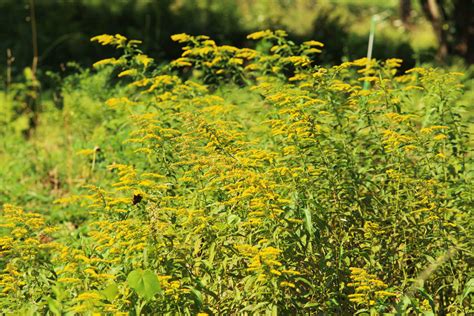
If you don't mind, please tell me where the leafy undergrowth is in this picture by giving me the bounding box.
[0,31,473,315]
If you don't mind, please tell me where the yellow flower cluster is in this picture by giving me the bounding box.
[90,34,129,48]
[348,267,397,306]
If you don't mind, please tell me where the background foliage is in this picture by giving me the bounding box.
[2,0,463,79]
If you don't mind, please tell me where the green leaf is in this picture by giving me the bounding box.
[190,287,203,309]
[101,282,119,301]
[51,285,64,301]
[303,302,319,308]
[271,304,278,316]
[240,302,268,312]
[244,275,256,293]
[303,208,314,237]
[461,278,474,300]
[127,269,162,300]
[227,214,240,225]
[47,297,62,316]
[208,242,216,264]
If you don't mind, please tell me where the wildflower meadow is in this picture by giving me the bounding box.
[0,29,473,315]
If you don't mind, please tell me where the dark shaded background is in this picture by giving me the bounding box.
[2,0,470,81]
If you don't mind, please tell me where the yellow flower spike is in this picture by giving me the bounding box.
[375,290,398,297]
[281,269,301,276]
[303,40,324,47]
[403,85,424,91]
[358,76,378,82]
[114,34,127,45]
[228,57,243,65]
[136,54,153,67]
[93,58,119,68]
[105,97,134,108]
[348,267,396,306]
[118,69,138,78]
[275,30,288,37]
[282,56,311,67]
[352,57,370,67]
[433,134,448,141]
[280,281,296,288]
[75,292,103,301]
[171,58,193,67]
[90,34,115,45]
[171,33,191,42]
[74,254,91,263]
[84,268,97,276]
[57,277,81,284]
[260,247,282,256]
[386,58,403,68]
[247,30,274,40]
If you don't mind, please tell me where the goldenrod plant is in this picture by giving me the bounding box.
[0,31,472,315]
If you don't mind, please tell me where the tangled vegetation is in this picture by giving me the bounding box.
[0,31,473,315]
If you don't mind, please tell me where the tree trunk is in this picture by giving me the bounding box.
[400,0,412,28]
[420,0,449,61]
[453,0,474,64]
